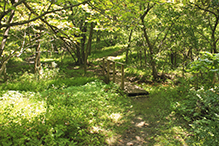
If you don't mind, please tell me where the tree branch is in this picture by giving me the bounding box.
[212,16,219,37]
[140,3,156,20]
[196,29,212,45]
[216,38,219,43]
[0,0,89,29]
[207,16,213,31]
[193,3,217,17]
[0,0,25,24]
[23,1,79,62]
[153,22,174,49]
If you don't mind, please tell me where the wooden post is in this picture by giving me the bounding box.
[107,60,110,83]
[102,58,105,76]
[113,62,115,83]
[121,65,124,90]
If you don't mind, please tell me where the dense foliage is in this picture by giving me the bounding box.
[0,80,131,145]
[0,0,218,145]
[173,87,219,145]
[188,52,219,89]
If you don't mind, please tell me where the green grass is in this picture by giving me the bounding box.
[1,45,218,145]
[1,68,96,92]
[89,44,126,60]
[118,83,193,146]
[0,80,132,145]
[0,73,193,146]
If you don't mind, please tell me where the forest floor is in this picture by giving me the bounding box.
[3,47,191,146]
[87,48,190,146]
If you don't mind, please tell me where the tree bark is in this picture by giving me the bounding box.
[211,14,218,53]
[126,29,133,63]
[144,48,147,64]
[211,15,218,53]
[96,30,101,44]
[81,23,87,64]
[84,22,94,74]
[34,32,41,74]
[174,51,177,68]
[88,22,94,55]
[76,44,82,64]
[140,4,158,80]
[0,0,17,56]
[0,0,17,81]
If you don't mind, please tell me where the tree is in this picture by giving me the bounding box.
[0,0,89,81]
[191,2,219,53]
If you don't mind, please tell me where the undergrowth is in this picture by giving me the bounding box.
[1,64,96,92]
[0,80,132,145]
[172,86,219,145]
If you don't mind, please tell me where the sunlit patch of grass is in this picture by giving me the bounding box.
[109,113,123,123]
[0,91,46,125]
[0,80,132,145]
[154,126,190,146]
[89,44,126,60]
[41,58,57,62]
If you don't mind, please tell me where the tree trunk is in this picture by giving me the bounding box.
[81,23,87,65]
[88,22,94,55]
[141,14,158,79]
[211,15,218,53]
[0,61,7,82]
[96,30,101,43]
[84,22,94,74]
[34,34,41,74]
[139,50,142,67]
[144,48,147,64]
[0,1,16,56]
[212,41,217,53]
[174,51,177,68]
[0,0,17,81]
[187,47,193,61]
[126,29,133,63]
[76,44,82,65]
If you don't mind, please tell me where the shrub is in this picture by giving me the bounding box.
[172,86,219,145]
[187,52,219,89]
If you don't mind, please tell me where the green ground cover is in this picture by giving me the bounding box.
[0,46,218,145]
[0,80,132,145]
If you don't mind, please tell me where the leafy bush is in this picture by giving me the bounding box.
[0,80,131,145]
[172,86,219,145]
[187,52,219,89]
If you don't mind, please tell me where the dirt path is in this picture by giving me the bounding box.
[88,49,165,146]
[116,97,165,146]
[90,48,191,146]
[88,48,190,146]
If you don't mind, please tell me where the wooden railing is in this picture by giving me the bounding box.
[102,58,125,90]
